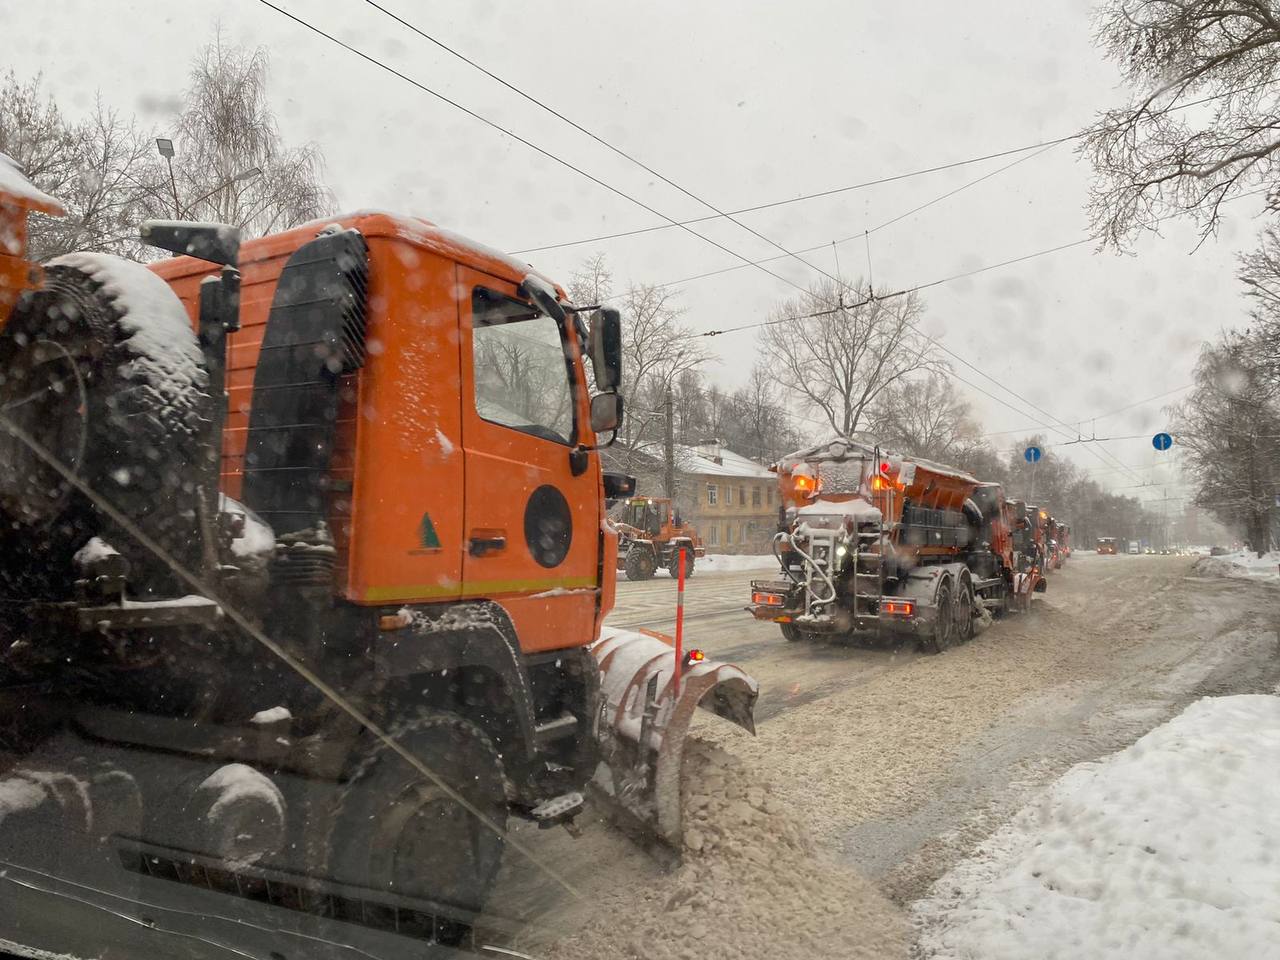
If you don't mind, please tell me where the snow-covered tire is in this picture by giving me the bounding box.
[625,546,656,581]
[328,713,507,939]
[0,257,209,599]
[667,545,695,579]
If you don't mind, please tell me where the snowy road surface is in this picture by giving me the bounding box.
[493,553,1280,957]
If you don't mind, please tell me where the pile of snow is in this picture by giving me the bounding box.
[697,553,780,574]
[549,739,907,960]
[914,695,1280,959]
[1193,549,1280,581]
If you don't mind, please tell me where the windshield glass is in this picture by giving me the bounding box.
[5,4,1279,960]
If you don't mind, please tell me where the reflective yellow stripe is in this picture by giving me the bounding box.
[363,575,597,603]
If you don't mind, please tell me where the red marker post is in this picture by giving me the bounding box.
[674,547,686,696]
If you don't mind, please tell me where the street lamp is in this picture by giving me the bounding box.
[155,138,180,218]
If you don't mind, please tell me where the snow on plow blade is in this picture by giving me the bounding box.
[589,626,758,846]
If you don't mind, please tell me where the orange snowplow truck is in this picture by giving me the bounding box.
[613,495,705,580]
[747,438,1034,653]
[0,166,757,935]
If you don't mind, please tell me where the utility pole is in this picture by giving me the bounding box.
[664,386,676,499]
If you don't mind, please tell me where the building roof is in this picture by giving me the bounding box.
[676,444,774,479]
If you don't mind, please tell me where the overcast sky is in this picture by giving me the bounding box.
[8,0,1263,503]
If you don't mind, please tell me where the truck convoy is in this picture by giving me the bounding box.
[0,158,757,939]
[746,438,1052,652]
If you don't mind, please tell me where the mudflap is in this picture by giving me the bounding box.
[588,627,758,846]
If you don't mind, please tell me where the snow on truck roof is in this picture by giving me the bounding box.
[774,435,979,485]
[149,210,564,297]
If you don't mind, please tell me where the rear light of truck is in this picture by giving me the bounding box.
[881,599,915,617]
[753,592,783,606]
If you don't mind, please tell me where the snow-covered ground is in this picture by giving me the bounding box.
[914,694,1280,959]
[1194,549,1280,581]
[696,553,778,574]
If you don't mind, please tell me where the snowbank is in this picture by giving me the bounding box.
[1193,549,1280,581]
[914,694,1280,959]
[697,553,779,574]
[550,739,907,960]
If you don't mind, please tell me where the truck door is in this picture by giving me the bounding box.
[458,267,599,652]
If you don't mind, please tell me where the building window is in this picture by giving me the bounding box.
[726,524,735,545]
[752,486,762,507]
[724,486,732,506]
[738,485,746,505]
[767,487,775,506]
[707,484,718,506]
[707,524,719,546]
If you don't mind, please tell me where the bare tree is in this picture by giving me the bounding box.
[1173,332,1280,553]
[566,251,613,307]
[0,72,156,260]
[1082,0,1280,246]
[871,372,980,462]
[146,33,333,234]
[761,277,939,437]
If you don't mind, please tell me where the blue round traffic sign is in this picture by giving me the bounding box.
[1152,432,1173,451]
[1024,446,1042,463]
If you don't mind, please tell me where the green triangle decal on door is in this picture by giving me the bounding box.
[419,511,441,549]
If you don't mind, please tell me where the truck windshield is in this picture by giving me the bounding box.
[472,286,575,444]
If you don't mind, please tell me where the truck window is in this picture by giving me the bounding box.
[471,286,574,444]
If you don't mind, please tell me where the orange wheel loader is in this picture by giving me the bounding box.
[0,158,757,939]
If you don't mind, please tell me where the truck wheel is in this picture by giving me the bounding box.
[922,578,954,654]
[330,713,507,939]
[625,546,656,581]
[668,546,695,579]
[780,622,805,642]
[0,258,209,599]
[955,575,975,643]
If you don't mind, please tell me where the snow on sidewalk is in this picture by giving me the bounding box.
[914,694,1280,959]
[696,553,779,574]
[1193,549,1280,581]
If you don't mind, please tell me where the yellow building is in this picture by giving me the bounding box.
[677,445,777,554]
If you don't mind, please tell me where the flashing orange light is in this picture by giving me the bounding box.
[794,474,816,493]
[881,599,915,616]
[684,648,706,667]
[1040,510,1048,519]
[753,591,784,606]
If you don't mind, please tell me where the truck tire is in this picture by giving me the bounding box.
[955,574,975,644]
[667,545,695,579]
[921,577,954,654]
[780,622,804,642]
[0,259,209,600]
[625,545,656,581]
[330,713,507,941]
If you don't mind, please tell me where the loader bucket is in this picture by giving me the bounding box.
[588,627,758,846]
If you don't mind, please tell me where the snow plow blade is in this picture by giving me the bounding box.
[589,626,758,846]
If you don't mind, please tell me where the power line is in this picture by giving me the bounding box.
[258,0,1259,492]
[509,78,1273,256]
[254,0,825,305]
[661,142,1059,289]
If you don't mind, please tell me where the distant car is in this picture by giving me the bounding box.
[1097,537,1118,555]
[1209,546,1229,556]
[1128,541,1141,555]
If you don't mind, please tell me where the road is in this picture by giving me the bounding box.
[497,552,1280,957]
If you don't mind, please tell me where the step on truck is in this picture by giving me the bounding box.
[747,438,1044,651]
[0,158,757,943]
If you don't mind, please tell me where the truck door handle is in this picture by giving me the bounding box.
[469,534,507,557]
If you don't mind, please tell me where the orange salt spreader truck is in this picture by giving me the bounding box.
[746,438,1041,651]
[0,159,757,933]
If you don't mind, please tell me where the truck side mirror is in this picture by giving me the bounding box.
[588,307,622,391]
[591,392,623,433]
